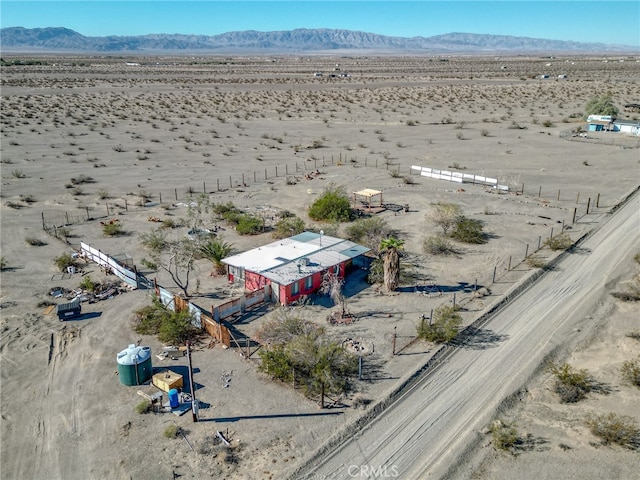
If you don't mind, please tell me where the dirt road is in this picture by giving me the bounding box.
[296,190,640,480]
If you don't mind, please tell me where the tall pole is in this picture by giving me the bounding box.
[186,341,198,422]
[392,326,397,355]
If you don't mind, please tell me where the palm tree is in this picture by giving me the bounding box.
[199,238,234,275]
[380,236,404,292]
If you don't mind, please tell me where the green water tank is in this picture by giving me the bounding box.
[117,344,152,386]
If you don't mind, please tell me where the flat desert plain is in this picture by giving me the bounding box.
[1,55,639,480]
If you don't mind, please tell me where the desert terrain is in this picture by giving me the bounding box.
[1,55,639,480]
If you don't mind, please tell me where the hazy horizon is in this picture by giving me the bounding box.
[1,1,639,47]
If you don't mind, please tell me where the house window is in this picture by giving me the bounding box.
[291,281,299,296]
[305,276,313,290]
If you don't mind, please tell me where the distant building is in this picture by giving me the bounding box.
[587,114,614,131]
[221,232,370,305]
[613,119,640,136]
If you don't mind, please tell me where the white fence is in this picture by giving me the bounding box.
[212,285,272,322]
[154,284,204,329]
[411,165,509,191]
[80,242,139,288]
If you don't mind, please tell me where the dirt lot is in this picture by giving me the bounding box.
[1,55,639,480]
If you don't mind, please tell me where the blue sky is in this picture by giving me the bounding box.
[1,1,639,46]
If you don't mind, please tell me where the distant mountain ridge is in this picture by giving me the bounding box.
[1,26,636,53]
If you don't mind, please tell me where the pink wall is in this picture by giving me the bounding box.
[242,261,351,305]
[245,271,268,292]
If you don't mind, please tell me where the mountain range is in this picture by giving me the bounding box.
[1,27,636,54]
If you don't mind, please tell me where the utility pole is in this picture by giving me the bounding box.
[186,341,198,422]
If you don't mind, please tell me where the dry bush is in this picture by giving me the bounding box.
[423,235,458,256]
[164,424,181,439]
[70,174,95,185]
[25,236,47,246]
[135,401,151,414]
[620,356,640,388]
[546,361,592,403]
[490,419,520,452]
[586,413,639,449]
[526,255,547,269]
[545,233,573,251]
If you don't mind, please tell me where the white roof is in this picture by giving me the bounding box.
[354,188,382,197]
[222,232,369,286]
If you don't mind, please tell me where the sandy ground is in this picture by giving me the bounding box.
[1,55,639,480]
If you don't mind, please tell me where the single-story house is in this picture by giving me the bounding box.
[587,114,614,132]
[221,232,370,305]
[613,119,640,136]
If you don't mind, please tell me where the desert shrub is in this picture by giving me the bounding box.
[417,306,462,343]
[256,312,323,346]
[627,330,640,341]
[611,290,640,302]
[308,184,353,222]
[97,189,110,200]
[70,174,94,185]
[0,257,7,271]
[135,401,152,414]
[490,419,520,452]
[158,308,199,345]
[25,236,47,246]
[451,217,486,244]
[545,233,572,251]
[306,222,340,238]
[352,394,372,409]
[213,201,239,217]
[526,255,547,269]
[542,119,554,127]
[423,235,458,255]
[257,312,357,397]
[133,302,166,335]
[546,362,592,403]
[54,253,76,272]
[620,356,640,387]
[402,176,415,185]
[102,221,124,236]
[480,129,489,137]
[273,215,306,239]
[19,194,36,204]
[79,275,97,292]
[634,253,640,265]
[11,170,25,178]
[366,258,384,284]
[345,217,392,254]
[586,412,639,449]
[140,258,158,271]
[164,424,181,439]
[258,344,295,382]
[133,299,198,345]
[584,95,619,118]
[162,218,177,229]
[427,202,462,235]
[235,214,263,235]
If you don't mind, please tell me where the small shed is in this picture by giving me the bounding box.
[152,370,184,392]
[57,299,81,321]
[353,188,384,212]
